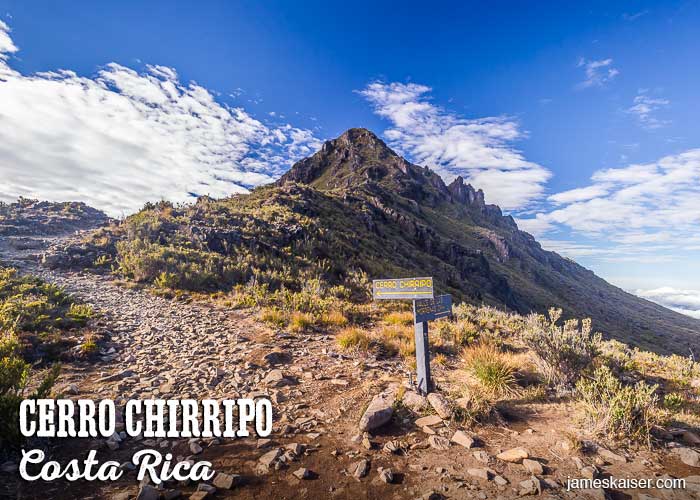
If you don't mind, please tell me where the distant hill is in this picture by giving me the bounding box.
[39,128,700,355]
[0,198,110,236]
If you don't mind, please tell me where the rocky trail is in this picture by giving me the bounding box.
[1,234,699,500]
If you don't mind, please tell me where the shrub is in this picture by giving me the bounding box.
[289,312,314,333]
[522,308,601,389]
[0,334,60,450]
[80,334,98,354]
[662,392,685,412]
[576,365,660,445]
[260,308,287,327]
[336,327,371,351]
[435,318,479,347]
[462,342,519,397]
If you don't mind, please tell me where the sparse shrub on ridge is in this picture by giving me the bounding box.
[522,308,601,389]
[576,364,660,445]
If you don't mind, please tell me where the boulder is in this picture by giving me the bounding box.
[359,393,394,431]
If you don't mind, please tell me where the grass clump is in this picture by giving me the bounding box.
[321,309,349,328]
[289,311,314,333]
[462,342,519,397]
[576,365,660,445]
[522,308,600,389]
[260,307,288,327]
[1,333,60,450]
[336,327,371,351]
[383,311,413,327]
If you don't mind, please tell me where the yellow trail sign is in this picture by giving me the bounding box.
[372,277,434,300]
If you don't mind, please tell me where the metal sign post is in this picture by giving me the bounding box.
[413,299,432,395]
[373,277,452,396]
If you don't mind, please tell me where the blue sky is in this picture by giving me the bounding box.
[0,1,699,316]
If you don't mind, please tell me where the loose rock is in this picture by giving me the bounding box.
[497,447,529,463]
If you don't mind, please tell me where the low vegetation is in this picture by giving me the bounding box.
[0,265,93,451]
[576,365,661,445]
[521,308,601,390]
[461,342,519,397]
[0,265,95,360]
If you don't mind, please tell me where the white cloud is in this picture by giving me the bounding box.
[0,20,17,60]
[627,91,670,129]
[636,287,700,319]
[548,184,611,204]
[0,22,321,216]
[576,58,619,89]
[518,149,700,260]
[359,82,551,210]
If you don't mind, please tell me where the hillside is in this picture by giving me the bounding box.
[44,128,699,355]
[280,128,700,355]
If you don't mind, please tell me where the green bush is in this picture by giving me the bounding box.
[522,308,601,389]
[0,334,60,450]
[576,365,660,445]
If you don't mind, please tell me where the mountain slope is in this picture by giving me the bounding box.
[278,128,700,355]
[44,128,699,355]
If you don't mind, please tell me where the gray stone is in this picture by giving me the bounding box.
[415,415,443,427]
[518,477,543,496]
[675,447,700,468]
[359,393,394,431]
[259,448,283,468]
[212,472,239,489]
[189,442,203,455]
[352,459,370,479]
[494,475,508,486]
[522,458,544,475]
[451,430,476,449]
[402,390,427,412]
[428,435,451,450]
[467,468,490,481]
[427,393,452,419]
[377,467,393,483]
[263,369,296,387]
[473,450,490,463]
[293,467,312,480]
[597,447,626,463]
[136,485,160,500]
[497,447,529,463]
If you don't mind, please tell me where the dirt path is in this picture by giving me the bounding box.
[2,235,698,500]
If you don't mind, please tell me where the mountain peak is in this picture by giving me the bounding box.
[278,127,412,189]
